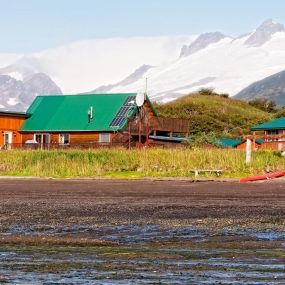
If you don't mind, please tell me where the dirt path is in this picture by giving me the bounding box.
[0,179,284,229]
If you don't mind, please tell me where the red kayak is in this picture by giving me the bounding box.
[240,171,285,183]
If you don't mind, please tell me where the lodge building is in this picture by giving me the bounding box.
[0,111,29,149]
[251,117,285,151]
[0,93,190,149]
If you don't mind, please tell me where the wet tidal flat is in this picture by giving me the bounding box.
[0,179,284,284]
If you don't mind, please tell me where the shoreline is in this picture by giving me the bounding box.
[0,175,285,184]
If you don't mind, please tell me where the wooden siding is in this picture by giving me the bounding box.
[260,141,285,151]
[70,133,100,144]
[20,132,115,144]
[236,141,261,150]
[150,117,189,133]
[0,115,26,146]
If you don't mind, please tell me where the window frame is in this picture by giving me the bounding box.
[99,133,110,143]
[59,133,70,145]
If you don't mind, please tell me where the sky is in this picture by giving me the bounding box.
[1,0,285,53]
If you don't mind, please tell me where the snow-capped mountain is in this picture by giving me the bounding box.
[179,32,226,57]
[244,19,285,46]
[97,19,285,102]
[0,73,62,111]
[2,19,285,108]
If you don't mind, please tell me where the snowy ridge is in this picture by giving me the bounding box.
[101,20,285,102]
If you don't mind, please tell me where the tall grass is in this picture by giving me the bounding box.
[0,148,284,178]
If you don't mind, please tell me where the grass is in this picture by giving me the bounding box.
[0,148,284,178]
[156,93,272,137]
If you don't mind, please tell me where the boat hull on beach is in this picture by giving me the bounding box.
[240,171,285,183]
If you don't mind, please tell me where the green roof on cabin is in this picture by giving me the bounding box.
[210,138,263,148]
[251,117,285,131]
[214,138,242,148]
[20,94,143,132]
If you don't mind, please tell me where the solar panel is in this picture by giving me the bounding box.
[109,96,137,127]
[123,95,136,106]
[117,106,129,117]
[110,116,125,127]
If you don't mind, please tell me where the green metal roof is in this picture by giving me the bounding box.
[20,94,139,132]
[251,117,285,131]
[211,138,263,148]
[212,138,242,148]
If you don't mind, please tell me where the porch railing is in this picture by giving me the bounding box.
[127,116,190,135]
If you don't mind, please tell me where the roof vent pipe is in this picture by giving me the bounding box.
[88,106,93,123]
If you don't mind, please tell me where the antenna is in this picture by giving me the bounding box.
[144,77,148,100]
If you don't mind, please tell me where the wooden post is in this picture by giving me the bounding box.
[138,119,142,146]
[128,121,131,150]
[246,139,251,165]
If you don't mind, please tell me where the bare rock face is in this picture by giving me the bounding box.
[235,69,285,106]
[0,73,62,111]
[245,19,285,47]
[180,32,226,57]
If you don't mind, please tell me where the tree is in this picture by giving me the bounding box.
[248,98,276,113]
[198,87,216,96]
[198,88,229,98]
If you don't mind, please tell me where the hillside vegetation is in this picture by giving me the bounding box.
[156,92,272,137]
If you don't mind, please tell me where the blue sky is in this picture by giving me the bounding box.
[1,0,285,53]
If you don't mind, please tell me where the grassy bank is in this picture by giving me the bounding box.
[0,148,284,178]
[156,93,271,137]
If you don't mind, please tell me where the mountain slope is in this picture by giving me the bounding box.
[88,64,153,94]
[156,93,271,137]
[235,69,285,106]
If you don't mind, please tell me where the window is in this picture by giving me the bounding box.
[265,130,284,142]
[59,133,70,145]
[3,132,12,150]
[99,133,110,143]
[34,134,49,144]
[267,130,280,135]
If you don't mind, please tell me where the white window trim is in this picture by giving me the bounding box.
[34,133,50,144]
[59,133,70,145]
[3,131,12,144]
